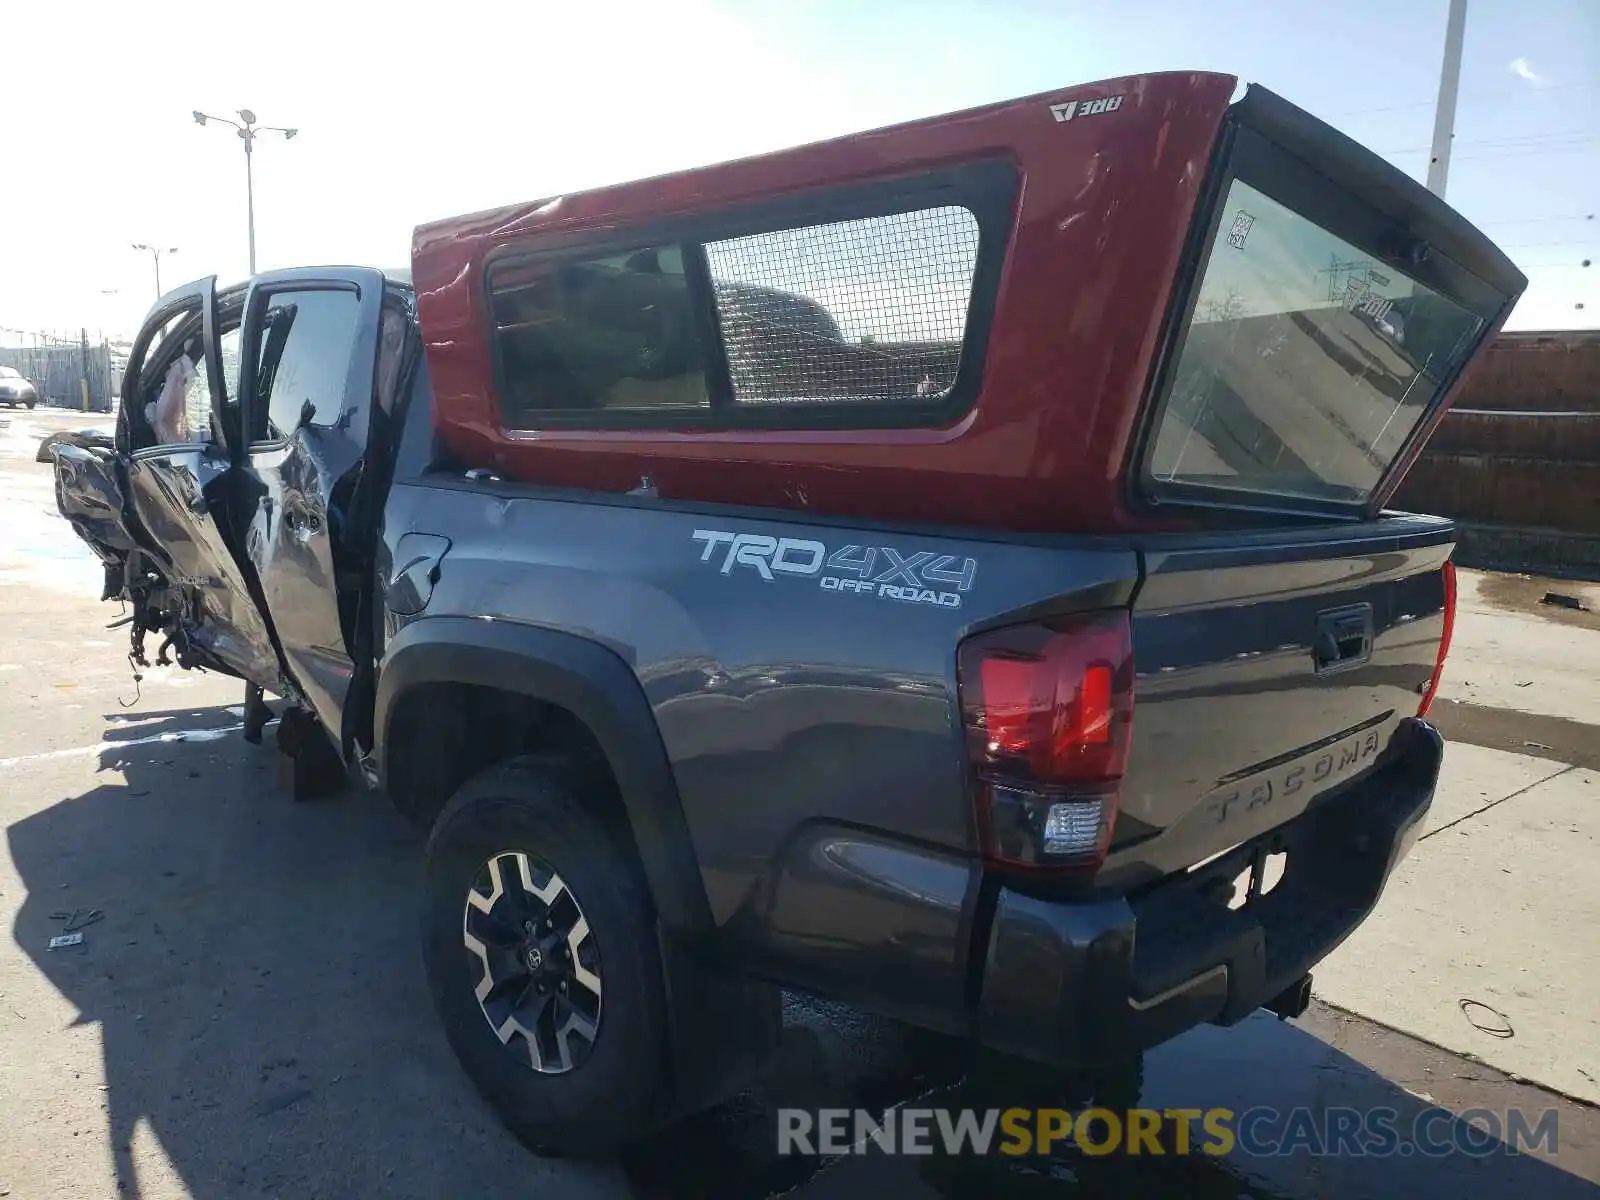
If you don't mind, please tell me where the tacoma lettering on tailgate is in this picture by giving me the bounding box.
[1205,728,1384,827]
[691,529,977,610]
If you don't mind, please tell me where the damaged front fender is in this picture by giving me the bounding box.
[53,444,137,601]
[53,443,297,699]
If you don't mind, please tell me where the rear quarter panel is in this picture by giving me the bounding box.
[379,480,1138,1020]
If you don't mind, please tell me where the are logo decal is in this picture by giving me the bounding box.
[1050,95,1123,123]
[691,530,978,610]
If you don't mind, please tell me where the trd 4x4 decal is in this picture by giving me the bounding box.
[691,529,978,610]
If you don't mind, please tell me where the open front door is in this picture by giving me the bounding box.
[117,277,283,686]
[233,267,388,746]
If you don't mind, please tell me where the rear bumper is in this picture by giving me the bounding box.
[976,718,1442,1066]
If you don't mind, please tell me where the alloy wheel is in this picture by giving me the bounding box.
[462,850,602,1073]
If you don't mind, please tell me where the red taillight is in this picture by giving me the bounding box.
[1416,560,1457,718]
[958,611,1134,871]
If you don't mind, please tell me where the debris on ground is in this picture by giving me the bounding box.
[1541,591,1589,611]
[45,908,103,950]
[1459,998,1515,1039]
[49,908,103,933]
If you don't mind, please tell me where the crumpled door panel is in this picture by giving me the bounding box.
[122,452,284,689]
[54,445,137,566]
[241,434,351,738]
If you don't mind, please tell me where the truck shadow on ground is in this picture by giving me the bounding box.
[626,1005,1598,1200]
[6,704,1594,1200]
[6,704,618,1200]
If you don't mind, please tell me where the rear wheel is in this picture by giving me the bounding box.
[423,759,669,1156]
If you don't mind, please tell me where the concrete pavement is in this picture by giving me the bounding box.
[1312,557,1600,1104]
[1442,568,1600,724]
[1313,746,1600,1103]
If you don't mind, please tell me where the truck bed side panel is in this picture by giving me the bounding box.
[379,479,1138,1026]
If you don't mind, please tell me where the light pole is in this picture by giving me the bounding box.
[192,108,298,275]
[132,244,179,298]
[1426,0,1469,197]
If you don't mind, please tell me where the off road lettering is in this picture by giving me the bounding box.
[694,529,976,609]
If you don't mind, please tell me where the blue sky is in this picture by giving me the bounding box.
[1,0,1593,337]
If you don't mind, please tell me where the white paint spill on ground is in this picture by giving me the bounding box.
[0,721,256,770]
[0,409,119,595]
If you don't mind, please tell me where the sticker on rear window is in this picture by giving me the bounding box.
[1226,211,1256,250]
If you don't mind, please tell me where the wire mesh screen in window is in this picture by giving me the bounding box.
[704,206,981,405]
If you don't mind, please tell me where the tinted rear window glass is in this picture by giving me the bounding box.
[486,193,993,428]
[489,246,711,422]
[1147,179,1484,507]
[251,289,361,441]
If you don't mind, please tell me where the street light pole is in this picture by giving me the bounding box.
[192,108,298,276]
[244,130,257,277]
[132,244,179,298]
[1426,0,1469,197]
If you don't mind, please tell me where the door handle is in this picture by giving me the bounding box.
[1313,604,1374,673]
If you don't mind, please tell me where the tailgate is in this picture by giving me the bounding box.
[1103,513,1452,887]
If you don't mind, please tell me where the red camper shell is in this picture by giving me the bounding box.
[411,71,1522,533]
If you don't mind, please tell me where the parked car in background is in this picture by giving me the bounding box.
[0,366,38,408]
[37,427,115,463]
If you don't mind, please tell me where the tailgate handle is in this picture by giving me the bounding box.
[1313,605,1373,673]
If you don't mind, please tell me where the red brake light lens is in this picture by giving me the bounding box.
[1416,560,1457,719]
[958,611,1134,870]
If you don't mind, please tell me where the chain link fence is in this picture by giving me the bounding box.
[0,328,124,411]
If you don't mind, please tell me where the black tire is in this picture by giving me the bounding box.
[423,758,670,1156]
[24,400,35,409]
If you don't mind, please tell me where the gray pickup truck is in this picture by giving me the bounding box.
[54,72,1522,1155]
